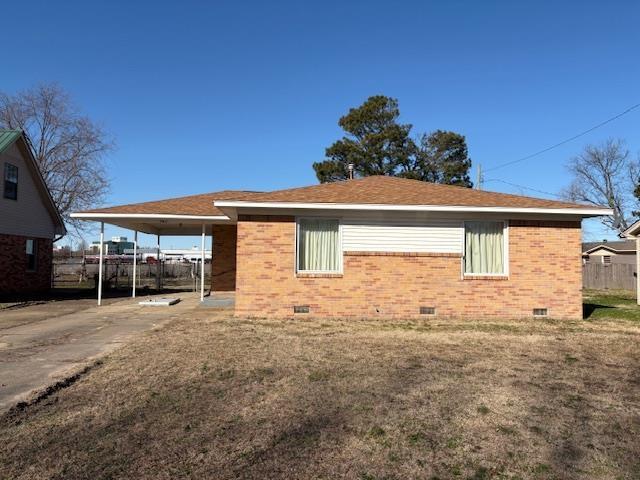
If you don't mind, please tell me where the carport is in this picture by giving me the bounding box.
[70,191,254,305]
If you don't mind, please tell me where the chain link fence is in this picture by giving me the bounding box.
[52,258,211,293]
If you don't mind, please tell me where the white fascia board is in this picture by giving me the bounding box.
[70,213,231,221]
[213,200,613,217]
[621,219,640,238]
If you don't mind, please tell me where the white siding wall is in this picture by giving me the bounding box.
[342,218,463,253]
[0,143,56,238]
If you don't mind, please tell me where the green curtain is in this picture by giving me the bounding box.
[464,221,504,274]
[298,219,340,271]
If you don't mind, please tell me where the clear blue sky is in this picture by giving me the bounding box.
[4,0,639,247]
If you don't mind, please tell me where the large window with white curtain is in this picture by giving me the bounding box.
[464,221,507,275]
[297,218,341,272]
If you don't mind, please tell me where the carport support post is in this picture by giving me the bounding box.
[200,224,205,302]
[132,230,138,298]
[156,234,161,292]
[98,222,104,306]
[636,237,640,305]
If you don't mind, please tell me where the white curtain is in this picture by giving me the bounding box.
[464,221,504,274]
[298,219,340,271]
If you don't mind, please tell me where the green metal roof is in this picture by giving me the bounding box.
[0,129,22,154]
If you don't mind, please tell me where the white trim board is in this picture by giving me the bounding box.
[70,213,231,221]
[214,200,612,217]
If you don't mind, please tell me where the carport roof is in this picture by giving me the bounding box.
[70,190,262,235]
[76,190,262,216]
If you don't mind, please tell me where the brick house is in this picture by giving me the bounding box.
[0,130,66,296]
[72,176,611,319]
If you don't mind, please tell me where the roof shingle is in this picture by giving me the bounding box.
[219,176,596,210]
[78,176,604,217]
[81,190,262,216]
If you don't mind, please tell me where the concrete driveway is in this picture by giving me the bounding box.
[0,293,200,410]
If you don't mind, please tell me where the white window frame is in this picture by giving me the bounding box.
[295,217,343,274]
[462,220,509,277]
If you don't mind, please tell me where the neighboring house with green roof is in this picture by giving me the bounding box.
[0,130,66,296]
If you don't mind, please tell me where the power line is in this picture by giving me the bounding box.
[483,178,562,198]
[484,102,640,173]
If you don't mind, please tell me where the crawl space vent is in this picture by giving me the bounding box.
[294,305,309,314]
[420,306,436,315]
[533,308,548,317]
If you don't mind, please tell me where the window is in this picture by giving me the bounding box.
[4,163,18,200]
[603,255,611,264]
[26,239,37,271]
[464,221,506,275]
[296,218,341,272]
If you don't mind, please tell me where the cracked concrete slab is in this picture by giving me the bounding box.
[0,293,201,410]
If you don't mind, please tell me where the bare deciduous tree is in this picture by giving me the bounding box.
[0,83,113,234]
[564,138,635,234]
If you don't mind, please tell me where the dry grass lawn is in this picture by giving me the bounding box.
[1,298,640,479]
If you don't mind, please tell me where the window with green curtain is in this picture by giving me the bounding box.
[297,218,340,272]
[464,221,505,274]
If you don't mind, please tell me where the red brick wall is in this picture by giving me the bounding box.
[0,234,52,296]
[235,216,583,320]
[211,225,237,292]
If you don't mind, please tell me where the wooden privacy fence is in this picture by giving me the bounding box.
[583,263,637,291]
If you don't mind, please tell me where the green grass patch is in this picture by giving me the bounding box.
[408,431,428,445]
[368,425,386,438]
[446,436,462,449]
[496,424,517,436]
[564,354,579,364]
[583,290,640,321]
[308,370,330,382]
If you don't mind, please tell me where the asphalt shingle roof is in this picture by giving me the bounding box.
[78,176,603,216]
[81,190,263,216]
[582,240,636,253]
[220,176,596,210]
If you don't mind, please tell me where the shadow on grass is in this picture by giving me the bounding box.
[583,303,615,320]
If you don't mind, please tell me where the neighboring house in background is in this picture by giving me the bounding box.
[0,130,66,295]
[582,240,636,265]
[72,176,611,320]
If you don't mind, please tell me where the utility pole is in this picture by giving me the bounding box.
[476,163,482,190]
